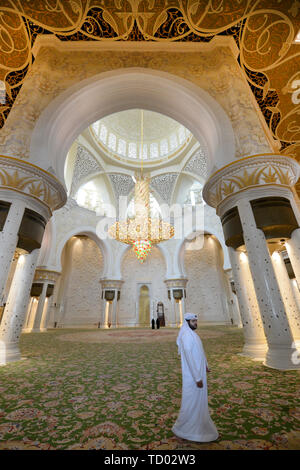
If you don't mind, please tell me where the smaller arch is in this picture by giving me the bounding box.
[55,226,111,276]
[118,241,171,279]
[139,284,150,326]
[174,226,230,275]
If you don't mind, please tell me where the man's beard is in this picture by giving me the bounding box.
[188,322,197,330]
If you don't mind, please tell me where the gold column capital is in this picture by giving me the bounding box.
[0,155,67,213]
[99,279,124,290]
[164,278,188,289]
[34,269,61,283]
[203,154,300,210]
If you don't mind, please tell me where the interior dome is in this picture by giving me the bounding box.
[91,109,191,163]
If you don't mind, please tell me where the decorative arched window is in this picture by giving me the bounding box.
[76,181,104,214]
[185,181,204,206]
[117,139,126,156]
[108,133,117,151]
[160,139,168,156]
[150,143,158,159]
[178,126,186,144]
[92,121,100,136]
[169,133,178,150]
[128,142,137,158]
[99,124,108,143]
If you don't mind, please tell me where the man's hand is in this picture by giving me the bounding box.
[206,366,211,373]
[196,380,203,388]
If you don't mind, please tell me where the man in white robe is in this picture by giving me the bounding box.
[172,313,219,442]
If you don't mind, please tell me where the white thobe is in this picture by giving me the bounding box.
[172,329,219,442]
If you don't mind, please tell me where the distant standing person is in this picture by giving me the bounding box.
[156,317,160,329]
[151,318,155,329]
[172,313,219,442]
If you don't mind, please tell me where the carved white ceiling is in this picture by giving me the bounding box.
[150,173,178,204]
[108,173,135,200]
[69,146,207,205]
[97,109,182,143]
[183,148,207,179]
[91,109,191,164]
[70,144,104,196]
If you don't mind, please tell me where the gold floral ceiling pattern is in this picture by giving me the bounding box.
[0,0,299,161]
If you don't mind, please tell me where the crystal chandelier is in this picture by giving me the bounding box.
[108,111,174,262]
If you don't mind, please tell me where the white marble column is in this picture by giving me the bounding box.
[0,249,39,365]
[111,291,118,328]
[23,297,34,330]
[165,280,187,328]
[237,198,299,370]
[0,200,26,304]
[169,289,183,327]
[40,296,51,331]
[100,292,109,329]
[291,278,300,311]
[224,269,243,327]
[99,280,123,329]
[169,291,177,327]
[30,283,48,333]
[179,293,186,325]
[178,300,183,326]
[174,295,184,327]
[23,297,38,332]
[22,297,36,333]
[228,246,267,360]
[271,251,300,345]
[286,229,300,291]
[103,300,110,329]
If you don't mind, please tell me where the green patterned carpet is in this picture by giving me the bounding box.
[0,326,299,450]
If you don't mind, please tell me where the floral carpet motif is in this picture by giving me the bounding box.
[0,326,299,450]
[57,328,225,344]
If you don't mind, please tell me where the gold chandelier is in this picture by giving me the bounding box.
[108,111,174,262]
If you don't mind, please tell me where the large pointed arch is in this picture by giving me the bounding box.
[30,67,235,185]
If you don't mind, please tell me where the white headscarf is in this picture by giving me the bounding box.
[176,313,198,354]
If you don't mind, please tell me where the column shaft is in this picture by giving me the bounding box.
[24,297,34,330]
[286,229,300,291]
[0,200,26,303]
[224,270,243,327]
[0,249,39,364]
[291,279,300,311]
[111,291,118,328]
[170,292,176,327]
[104,301,110,329]
[271,251,300,343]
[40,297,51,331]
[237,198,299,369]
[228,246,267,359]
[180,294,186,323]
[100,297,107,328]
[31,283,48,332]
